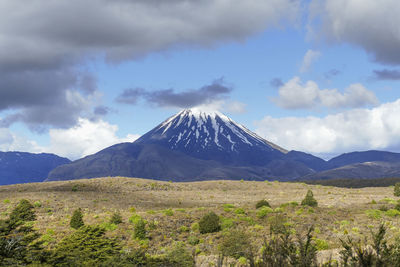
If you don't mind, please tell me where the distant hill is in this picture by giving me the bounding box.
[0,151,70,185]
[326,150,400,169]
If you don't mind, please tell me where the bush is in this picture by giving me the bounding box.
[219,229,254,260]
[256,206,273,219]
[199,212,221,234]
[165,242,195,267]
[70,208,84,229]
[301,190,318,207]
[395,182,400,196]
[256,199,271,209]
[187,235,200,245]
[134,218,147,240]
[109,212,123,225]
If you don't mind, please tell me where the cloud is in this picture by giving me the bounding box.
[300,49,321,73]
[225,101,247,114]
[310,0,400,65]
[0,128,42,153]
[0,0,300,130]
[373,69,400,80]
[116,80,232,108]
[324,69,340,79]
[270,78,284,88]
[275,77,379,109]
[255,99,400,156]
[47,118,140,160]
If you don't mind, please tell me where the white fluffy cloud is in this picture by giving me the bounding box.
[255,99,400,156]
[47,118,139,160]
[0,119,140,160]
[310,0,400,65]
[300,49,321,72]
[275,77,379,109]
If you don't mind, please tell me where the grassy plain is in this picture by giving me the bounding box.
[1,177,399,265]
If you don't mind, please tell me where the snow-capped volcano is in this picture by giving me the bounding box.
[135,108,287,165]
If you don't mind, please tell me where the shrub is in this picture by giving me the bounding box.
[163,209,174,216]
[219,229,254,260]
[70,208,84,229]
[198,212,221,234]
[33,201,42,208]
[385,209,400,217]
[268,214,289,235]
[109,212,123,225]
[165,242,195,267]
[234,208,245,215]
[187,235,199,245]
[221,217,235,230]
[394,182,400,196]
[301,190,318,207]
[256,199,271,209]
[9,199,36,225]
[134,218,147,240]
[256,206,273,219]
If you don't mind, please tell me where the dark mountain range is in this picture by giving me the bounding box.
[48,109,320,182]
[303,161,400,181]
[0,152,70,185]
[47,109,400,183]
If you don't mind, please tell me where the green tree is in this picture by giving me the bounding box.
[70,208,84,229]
[134,218,147,240]
[50,225,120,266]
[199,211,221,234]
[109,212,123,225]
[0,200,46,265]
[301,190,318,207]
[219,229,254,263]
[394,183,400,197]
[256,199,271,209]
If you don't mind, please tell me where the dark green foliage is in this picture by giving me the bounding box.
[109,212,123,225]
[50,225,120,266]
[268,214,289,235]
[134,218,147,239]
[339,224,400,266]
[219,229,254,262]
[70,208,84,229]
[303,177,400,188]
[164,242,195,267]
[199,211,221,234]
[0,200,46,265]
[256,199,271,209]
[395,182,400,197]
[259,225,317,267]
[9,199,36,225]
[301,190,318,207]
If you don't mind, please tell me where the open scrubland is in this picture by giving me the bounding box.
[1,177,400,266]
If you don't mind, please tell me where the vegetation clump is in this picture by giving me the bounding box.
[256,199,271,209]
[199,211,221,234]
[70,208,84,229]
[301,190,318,207]
[9,199,36,225]
[109,211,123,225]
[219,229,254,261]
[394,182,400,197]
[134,218,147,239]
[51,225,120,266]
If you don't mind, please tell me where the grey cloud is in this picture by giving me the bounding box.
[324,69,340,79]
[116,80,232,108]
[310,0,400,65]
[373,69,400,80]
[94,105,111,116]
[270,78,284,88]
[0,0,299,130]
[115,88,146,105]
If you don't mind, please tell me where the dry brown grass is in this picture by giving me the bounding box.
[0,177,399,263]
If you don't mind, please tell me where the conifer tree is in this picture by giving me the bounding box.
[70,208,84,229]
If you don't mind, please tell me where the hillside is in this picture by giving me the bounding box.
[0,152,71,185]
[1,177,400,265]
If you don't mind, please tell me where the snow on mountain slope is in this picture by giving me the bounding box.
[134,108,288,165]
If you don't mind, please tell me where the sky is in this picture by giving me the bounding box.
[0,0,400,160]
